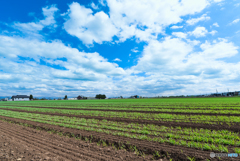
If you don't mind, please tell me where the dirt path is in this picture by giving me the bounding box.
[0,120,154,161]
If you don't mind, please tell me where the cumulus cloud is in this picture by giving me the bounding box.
[170,26,183,29]
[133,37,193,73]
[63,2,118,44]
[189,27,209,37]
[126,36,240,96]
[172,32,188,39]
[229,18,240,25]
[90,2,99,9]
[113,58,122,62]
[131,47,139,53]
[63,0,211,44]
[209,30,217,35]
[2,0,240,98]
[186,14,210,25]
[0,35,125,77]
[13,5,58,34]
[212,22,219,27]
[199,38,238,59]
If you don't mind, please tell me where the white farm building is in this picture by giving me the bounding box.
[12,95,30,101]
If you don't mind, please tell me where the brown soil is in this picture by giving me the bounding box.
[0,116,234,161]
[0,119,158,161]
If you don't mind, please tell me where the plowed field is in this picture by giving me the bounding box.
[1,97,240,161]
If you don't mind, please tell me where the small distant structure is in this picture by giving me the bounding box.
[87,97,96,100]
[68,98,77,100]
[12,95,30,101]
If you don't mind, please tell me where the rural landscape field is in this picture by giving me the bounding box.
[0,97,240,160]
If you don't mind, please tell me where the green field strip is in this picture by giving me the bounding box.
[2,103,240,110]
[2,105,240,115]
[0,109,239,145]
[1,106,240,125]
[0,109,237,153]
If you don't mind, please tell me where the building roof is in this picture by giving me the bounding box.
[12,95,30,99]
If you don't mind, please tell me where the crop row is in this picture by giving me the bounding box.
[0,109,238,153]
[1,106,240,125]
[2,105,240,114]
[2,102,240,110]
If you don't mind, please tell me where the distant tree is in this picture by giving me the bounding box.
[96,94,106,99]
[120,96,123,99]
[29,94,33,100]
[64,95,67,100]
[77,95,83,100]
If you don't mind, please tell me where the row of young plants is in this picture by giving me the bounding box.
[24,112,239,140]
[3,104,240,114]
[1,100,239,107]
[1,106,240,125]
[2,102,240,110]
[0,109,239,153]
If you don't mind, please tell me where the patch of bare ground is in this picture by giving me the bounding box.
[0,116,238,161]
[0,119,156,161]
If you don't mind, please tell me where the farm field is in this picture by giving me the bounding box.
[0,97,240,161]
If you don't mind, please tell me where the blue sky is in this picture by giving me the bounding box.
[0,0,240,98]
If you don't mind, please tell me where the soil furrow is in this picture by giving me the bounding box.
[0,115,236,161]
[0,125,92,161]
[0,123,119,161]
[0,125,66,161]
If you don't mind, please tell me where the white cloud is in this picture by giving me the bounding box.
[13,5,58,34]
[199,38,238,59]
[133,37,193,72]
[63,1,212,44]
[108,0,211,42]
[131,48,139,53]
[209,30,217,35]
[186,14,210,25]
[235,3,240,7]
[212,22,219,27]
[229,18,240,25]
[213,0,224,2]
[63,2,118,44]
[125,36,240,96]
[189,27,208,37]
[172,32,187,39]
[0,35,125,77]
[113,58,122,62]
[91,2,99,9]
[170,26,183,29]
[99,0,106,6]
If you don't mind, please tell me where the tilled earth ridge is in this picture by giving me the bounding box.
[1,116,239,161]
[0,109,239,132]
[0,120,156,161]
